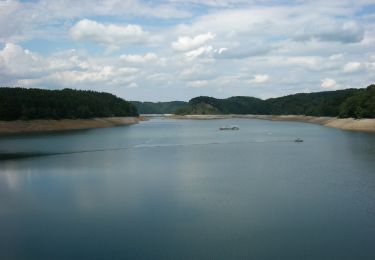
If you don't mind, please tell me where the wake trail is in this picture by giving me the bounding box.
[0,139,299,160]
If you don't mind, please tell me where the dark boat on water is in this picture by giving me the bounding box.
[219,125,239,130]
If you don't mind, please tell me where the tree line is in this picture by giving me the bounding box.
[1,85,373,120]
[0,87,138,121]
[131,101,187,114]
[175,85,375,118]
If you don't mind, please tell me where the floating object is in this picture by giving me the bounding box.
[294,138,303,142]
[219,125,239,130]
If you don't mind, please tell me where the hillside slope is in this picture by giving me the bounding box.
[0,88,138,121]
[175,85,375,119]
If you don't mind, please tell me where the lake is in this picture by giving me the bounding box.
[1,118,375,259]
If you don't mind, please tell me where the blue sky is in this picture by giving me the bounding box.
[1,0,375,101]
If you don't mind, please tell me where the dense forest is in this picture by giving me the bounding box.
[176,85,375,118]
[1,85,374,121]
[131,101,187,114]
[339,85,375,118]
[0,88,138,121]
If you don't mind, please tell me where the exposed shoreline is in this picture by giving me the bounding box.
[170,114,375,133]
[1,115,374,135]
[0,117,141,135]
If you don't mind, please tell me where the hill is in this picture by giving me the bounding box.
[0,88,138,121]
[175,85,375,119]
[131,101,187,114]
[176,96,264,115]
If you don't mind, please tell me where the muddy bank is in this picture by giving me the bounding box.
[170,114,375,133]
[0,117,141,135]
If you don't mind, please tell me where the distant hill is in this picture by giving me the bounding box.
[176,96,264,115]
[175,85,375,119]
[339,85,375,118]
[131,101,187,114]
[0,88,138,121]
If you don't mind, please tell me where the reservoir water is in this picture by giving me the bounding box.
[1,118,375,259]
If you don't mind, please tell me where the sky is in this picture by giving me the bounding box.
[0,0,375,101]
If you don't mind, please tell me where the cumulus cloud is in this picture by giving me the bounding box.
[294,20,364,43]
[343,62,362,73]
[1,0,374,101]
[71,19,147,45]
[214,44,270,59]
[0,43,46,76]
[249,74,269,84]
[127,82,139,88]
[18,66,139,88]
[321,78,337,89]
[186,80,209,88]
[169,0,249,7]
[172,32,215,52]
[184,46,213,60]
[0,43,142,89]
[120,53,158,63]
[179,64,215,81]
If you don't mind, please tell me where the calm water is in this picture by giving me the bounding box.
[1,118,375,259]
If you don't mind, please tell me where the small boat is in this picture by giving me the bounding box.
[294,138,303,142]
[219,125,239,130]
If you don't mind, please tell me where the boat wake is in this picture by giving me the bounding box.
[0,139,301,160]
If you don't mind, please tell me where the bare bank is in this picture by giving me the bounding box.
[170,115,375,133]
[0,117,141,135]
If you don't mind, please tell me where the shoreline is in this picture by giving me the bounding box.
[1,115,374,135]
[0,117,141,135]
[170,114,375,133]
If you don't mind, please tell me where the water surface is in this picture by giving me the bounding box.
[1,118,375,259]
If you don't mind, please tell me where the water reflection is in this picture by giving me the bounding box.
[0,168,21,191]
[0,119,375,259]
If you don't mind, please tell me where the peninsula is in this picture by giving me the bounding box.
[0,88,140,135]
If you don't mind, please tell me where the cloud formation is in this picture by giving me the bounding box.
[249,74,270,84]
[71,19,147,45]
[294,20,364,43]
[0,0,374,101]
[321,78,337,89]
[172,33,215,51]
[343,62,362,73]
[120,53,158,63]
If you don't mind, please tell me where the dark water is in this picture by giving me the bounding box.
[1,118,375,259]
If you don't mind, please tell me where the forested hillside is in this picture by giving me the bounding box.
[175,85,375,118]
[263,88,359,116]
[0,88,138,121]
[2,85,373,121]
[176,96,264,115]
[131,101,187,114]
[339,85,375,118]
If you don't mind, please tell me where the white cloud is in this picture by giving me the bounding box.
[18,65,139,88]
[172,32,215,52]
[1,0,375,101]
[249,74,269,84]
[184,45,213,60]
[0,43,143,88]
[179,64,215,81]
[321,78,337,89]
[343,62,362,73]
[127,82,139,88]
[294,20,364,43]
[0,43,46,76]
[120,53,158,63]
[215,44,270,59]
[70,19,147,45]
[186,80,209,88]
[169,0,249,7]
